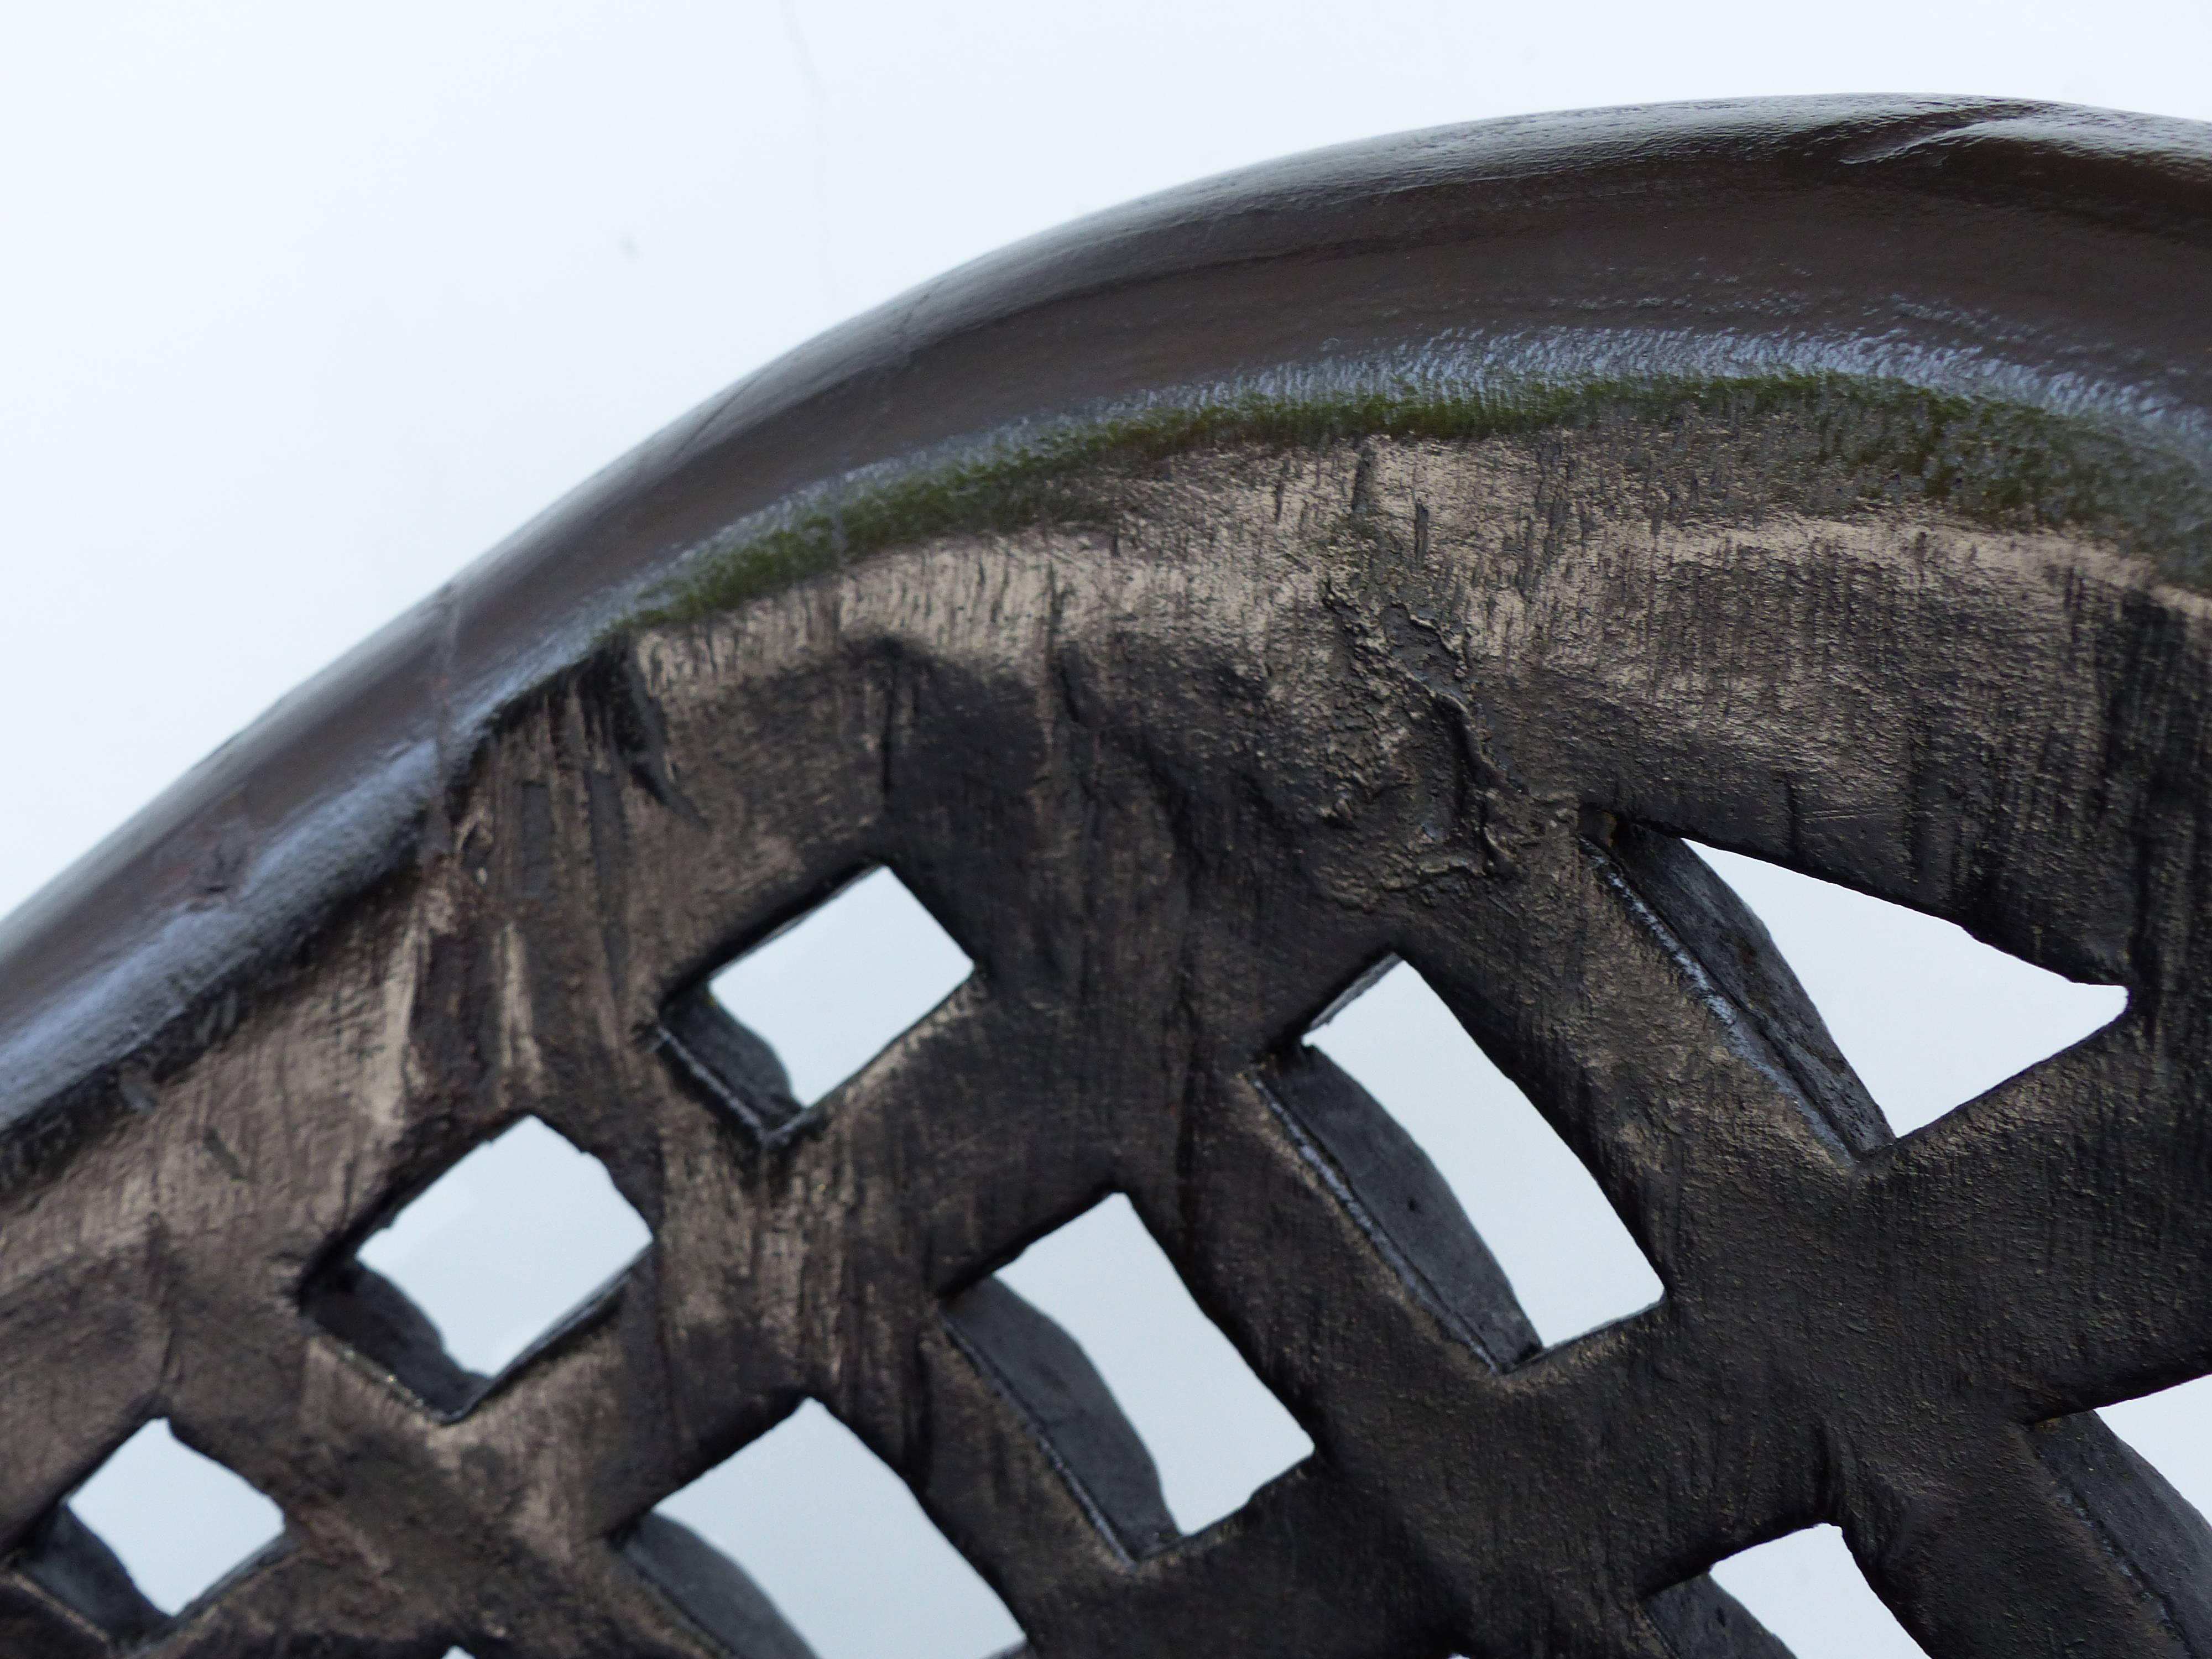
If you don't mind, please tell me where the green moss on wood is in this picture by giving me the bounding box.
[636,373,2212,627]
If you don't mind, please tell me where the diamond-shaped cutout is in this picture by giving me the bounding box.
[948,1193,1313,1553]
[1297,959,1662,1353]
[307,1116,650,1411]
[1687,1523,1929,1658]
[2098,1375,2212,1521]
[629,1401,1022,1659]
[20,1420,284,1635]
[660,867,973,1136]
[1689,842,2127,1136]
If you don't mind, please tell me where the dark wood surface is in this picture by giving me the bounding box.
[3,97,2211,1657]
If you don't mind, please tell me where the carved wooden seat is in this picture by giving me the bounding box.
[4,96,2212,1659]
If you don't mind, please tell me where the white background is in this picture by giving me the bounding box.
[6,4,2209,1656]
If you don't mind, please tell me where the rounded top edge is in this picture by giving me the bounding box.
[676,95,2212,444]
[4,93,2211,1133]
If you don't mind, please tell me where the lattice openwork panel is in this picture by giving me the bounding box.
[3,96,2212,1659]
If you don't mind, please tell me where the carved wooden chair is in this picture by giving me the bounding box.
[4,96,2211,1659]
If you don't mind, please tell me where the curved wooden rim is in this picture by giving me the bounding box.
[6,92,2211,1132]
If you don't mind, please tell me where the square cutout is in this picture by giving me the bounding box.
[309,1116,650,1411]
[630,1401,1021,1659]
[1688,842,2126,1137]
[662,867,973,1136]
[27,1419,284,1632]
[2097,1374,2212,1521]
[950,1193,1313,1552]
[1700,1524,1929,1658]
[1302,959,1662,1350]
